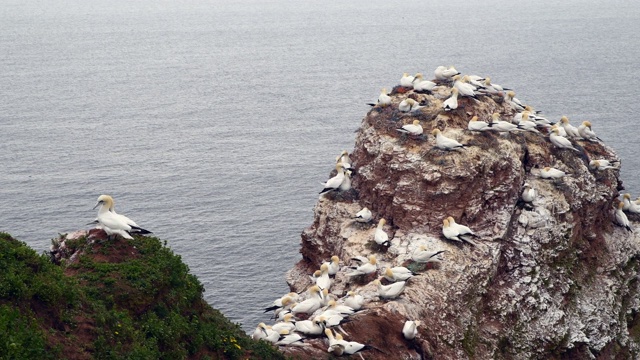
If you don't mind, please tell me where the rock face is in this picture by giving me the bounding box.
[284,84,640,359]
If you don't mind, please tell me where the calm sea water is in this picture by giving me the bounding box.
[1,0,639,331]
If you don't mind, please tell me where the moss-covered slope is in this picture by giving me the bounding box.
[0,232,285,360]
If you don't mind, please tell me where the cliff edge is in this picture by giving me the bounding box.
[284,82,640,359]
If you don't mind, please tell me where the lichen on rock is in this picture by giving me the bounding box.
[284,78,640,359]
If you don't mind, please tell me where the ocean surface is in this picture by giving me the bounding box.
[1,0,639,332]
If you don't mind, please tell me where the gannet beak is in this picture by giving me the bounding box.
[92,201,101,210]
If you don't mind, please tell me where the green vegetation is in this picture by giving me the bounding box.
[0,232,285,360]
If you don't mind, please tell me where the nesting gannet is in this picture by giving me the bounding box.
[374,219,391,246]
[481,77,509,94]
[295,316,325,335]
[550,124,568,137]
[432,129,466,150]
[336,150,353,171]
[374,279,405,299]
[354,207,373,223]
[488,113,520,132]
[398,98,423,113]
[411,245,446,263]
[272,313,296,333]
[578,121,601,142]
[316,263,331,290]
[445,217,479,245]
[347,255,377,276]
[323,299,356,317]
[339,169,352,192]
[400,72,415,87]
[522,183,536,203]
[275,329,308,347]
[382,266,415,282]
[590,159,618,171]
[397,119,424,136]
[329,333,372,358]
[466,75,486,88]
[320,163,345,194]
[540,167,567,179]
[559,116,581,138]
[512,110,530,124]
[403,320,421,340]
[467,116,490,132]
[292,286,323,315]
[517,118,540,133]
[263,294,295,313]
[505,91,525,111]
[412,73,437,93]
[453,75,478,98]
[443,88,459,111]
[93,195,151,240]
[367,88,392,107]
[623,194,640,214]
[434,65,461,80]
[342,291,364,311]
[252,323,279,343]
[323,255,340,276]
[549,128,580,152]
[615,202,633,232]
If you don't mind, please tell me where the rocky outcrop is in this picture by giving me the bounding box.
[284,84,640,359]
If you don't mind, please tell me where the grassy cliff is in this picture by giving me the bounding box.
[0,232,285,360]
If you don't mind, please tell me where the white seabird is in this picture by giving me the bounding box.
[615,201,633,232]
[590,159,618,171]
[382,266,415,282]
[522,183,536,203]
[291,286,323,315]
[481,77,508,94]
[398,98,423,113]
[559,116,581,138]
[346,255,377,276]
[578,121,601,142]
[93,195,151,240]
[540,166,567,179]
[445,216,479,245]
[443,88,459,111]
[354,207,373,223]
[341,291,364,311]
[271,313,296,333]
[411,245,446,263]
[488,113,520,132]
[295,316,325,336]
[505,91,525,111]
[432,129,466,150]
[467,116,490,132]
[453,75,478,98]
[549,127,580,152]
[397,120,424,136]
[336,150,353,171]
[316,263,332,290]
[275,329,308,347]
[434,65,460,81]
[623,194,640,214]
[400,72,415,87]
[373,279,405,299]
[322,255,340,276]
[412,73,437,93]
[374,218,390,246]
[403,320,421,340]
[319,163,345,194]
[252,323,279,343]
[339,169,352,192]
[367,88,392,107]
[551,124,568,137]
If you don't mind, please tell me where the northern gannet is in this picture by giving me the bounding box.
[467,116,490,132]
[252,323,279,343]
[412,73,437,93]
[590,159,618,171]
[578,121,601,142]
[93,195,151,240]
[488,113,520,132]
[615,202,633,232]
[540,167,567,179]
[323,299,356,316]
[336,150,353,171]
[445,216,479,245]
[549,128,580,152]
[263,294,295,313]
[623,194,640,214]
[432,129,466,150]
[292,286,323,315]
[382,266,415,282]
[329,333,372,358]
[373,279,405,299]
[339,169,352,192]
[295,316,325,335]
[403,320,421,340]
[374,219,390,246]
[550,124,568,137]
[522,183,536,203]
[434,65,460,80]
[513,110,531,124]
[466,75,486,89]
[354,207,373,223]
[517,118,540,133]
[505,91,525,111]
[397,119,424,136]
[275,329,308,347]
[400,73,415,87]
[560,116,580,138]
[347,255,377,276]
[453,75,478,98]
[342,291,364,311]
[411,245,446,263]
[272,313,297,333]
[481,77,509,94]
[443,88,459,111]
[398,98,423,113]
[323,255,341,276]
[316,263,331,290]
[367,88,392,107]
[320,163,345,194]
